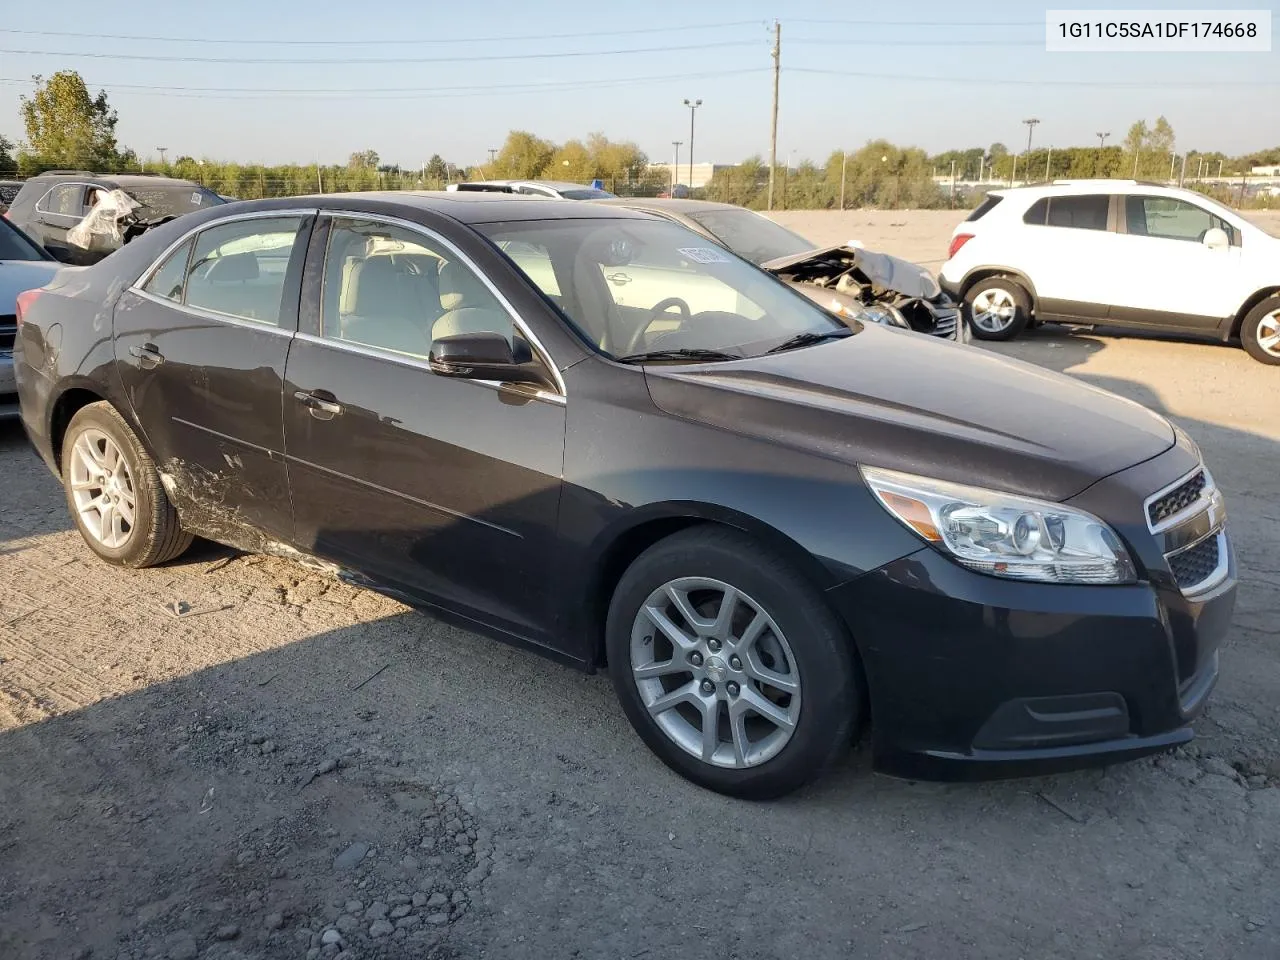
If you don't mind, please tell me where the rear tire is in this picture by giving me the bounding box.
[605,526,862,799]
[61,402,192,568]
[964,277,1031,341]
[1240,296,1280,365]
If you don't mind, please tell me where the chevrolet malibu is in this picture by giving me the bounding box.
[14,193,1236,799]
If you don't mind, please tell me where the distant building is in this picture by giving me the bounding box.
[646,162,732,190]
[1251,165,1280,176]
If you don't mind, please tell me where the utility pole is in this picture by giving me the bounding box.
[1096,131,1110,148]
[487,148,497,175]
[316,163,323,193]
[683,98,702,191]
[1179,153,1187,187]
[839,150,848,211]
[950,158,957,206]
[671,141,682,194]
[1011,154,1018,187]
[1045,146,1052,181]
[767,20,780,211]
[1022,118,1040,155]
[978,154,985,183]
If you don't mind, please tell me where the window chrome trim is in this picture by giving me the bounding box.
[132,207,319,291]
[129,286,297,336]
[292,332,565,407]
[318,209,567,399]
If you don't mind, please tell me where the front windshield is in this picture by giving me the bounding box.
[478,218,845,360]
[559,188,616,200]
[685,209,816,265]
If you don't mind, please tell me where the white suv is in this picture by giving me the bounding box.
[940,180,1280,365]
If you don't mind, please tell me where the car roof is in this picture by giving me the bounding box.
[990,179,1205,200]
[251,191,660,224]
[455,180,601,191]
[24,172,206,189]
[594,197,743,214]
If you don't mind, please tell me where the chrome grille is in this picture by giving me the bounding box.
[1168,535,1220,590]
[0,315,14,352]
[1147,470,1206,529]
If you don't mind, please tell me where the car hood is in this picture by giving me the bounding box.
[0,260,61,308]
[643,325,1175,502]
[760,245,941,299]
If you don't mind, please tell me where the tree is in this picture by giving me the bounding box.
[494,130,555,179]
[0,134,15,176]
[19,71,126,172]
[550,139,594,182]
[347,149,380,170]
[425,154,449,182]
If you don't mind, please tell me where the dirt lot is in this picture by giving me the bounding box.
[2,211,1278,960]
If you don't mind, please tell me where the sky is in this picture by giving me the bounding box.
[2,0,1278,169]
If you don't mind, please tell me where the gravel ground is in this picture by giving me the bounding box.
[2,212,1278,960]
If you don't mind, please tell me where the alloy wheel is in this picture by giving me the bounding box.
[1256,310,1280,358]
[69,429,137,549]
[970,287,1018,334]
[629,577,802,769]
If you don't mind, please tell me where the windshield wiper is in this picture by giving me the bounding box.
[614,348,742,364]
[764,330,853,354]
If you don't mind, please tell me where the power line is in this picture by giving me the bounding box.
[791,37,1042,46]
[789,18,1043,26]
[0,39,759,65]
[790,67,1280,88]
[0,68,766,100]
[0,20,762,46]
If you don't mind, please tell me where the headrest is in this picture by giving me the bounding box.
[207,252,259,282]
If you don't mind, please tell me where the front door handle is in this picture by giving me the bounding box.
[605,272,632,285]
[294,390,344,420]
[128,343,165,368]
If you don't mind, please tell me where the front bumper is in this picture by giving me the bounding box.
[828,540,1234,781]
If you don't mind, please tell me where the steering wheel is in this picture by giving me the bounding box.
[625,297,691,354]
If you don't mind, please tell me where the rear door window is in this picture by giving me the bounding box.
[1023,195,1109,230]
[183,217,306,326]
[39,184,86,216]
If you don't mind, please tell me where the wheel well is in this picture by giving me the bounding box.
[49,388,107,474]
[587,517,708,669]
[960,269,1037,311]
[1230,287,1280,339]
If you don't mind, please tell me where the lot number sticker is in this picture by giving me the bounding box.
[678,247,732,264]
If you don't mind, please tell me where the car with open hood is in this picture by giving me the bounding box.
[594,197,961,340]
[5,171,225,265]
[14,192,1235,798]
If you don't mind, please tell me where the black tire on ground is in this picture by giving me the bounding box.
[60,401,193,568]
[963,276,1032,342]
[605,526,862,800]
[1240,295,1280,366]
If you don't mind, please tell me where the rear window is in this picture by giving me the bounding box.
[1023,195,1110,231]
[0,218,50,261]
[965,195,1003,222]
[128,186,224,218]
[558,188,616,200]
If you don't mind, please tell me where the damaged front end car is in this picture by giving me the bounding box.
[66,189,180,262]
[762,244,963,341]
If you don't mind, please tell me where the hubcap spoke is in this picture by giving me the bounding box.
[738,686,795,732]
[633,658,686,681]
[643,604,698,652]
[665,584,714,634]
[645,680,700,718]
[728,704,750,766]
[68,430,136,549]
[699,698,721,762]
[1258,315,1280,354]
[743,653,800,696]
[711,585,739,638]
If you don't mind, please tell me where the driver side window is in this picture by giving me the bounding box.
[321,218,514,359]
[1125,196,1236,245]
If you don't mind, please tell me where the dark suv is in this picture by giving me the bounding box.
[5,171,224,264]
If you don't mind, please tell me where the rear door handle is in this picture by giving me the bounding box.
[606,272,632,285]
[128,343,165,368]
[294,390,344,420]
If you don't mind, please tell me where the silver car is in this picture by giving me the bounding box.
[1,217,60,417]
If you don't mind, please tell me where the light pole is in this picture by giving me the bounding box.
[839,150,848,211]
[1022,118,1040,155]
[1096,131,1110,148]
[156,146,168,167]
[682,98,702,191]
[671,141,682,194]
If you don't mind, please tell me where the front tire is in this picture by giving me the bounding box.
[605,527,862,799]
[963,277,1031,341]
[1241,297,1280,365]
[61,402,193,568]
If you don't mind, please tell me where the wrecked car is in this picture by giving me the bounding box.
[594,198,962,340]
[5,172,225,265]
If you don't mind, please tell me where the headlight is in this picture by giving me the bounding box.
[860,466,1136,585]
[859,302,910,329]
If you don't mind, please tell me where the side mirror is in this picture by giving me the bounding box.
[428,332,551,388]
[1203,227,1229,250]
